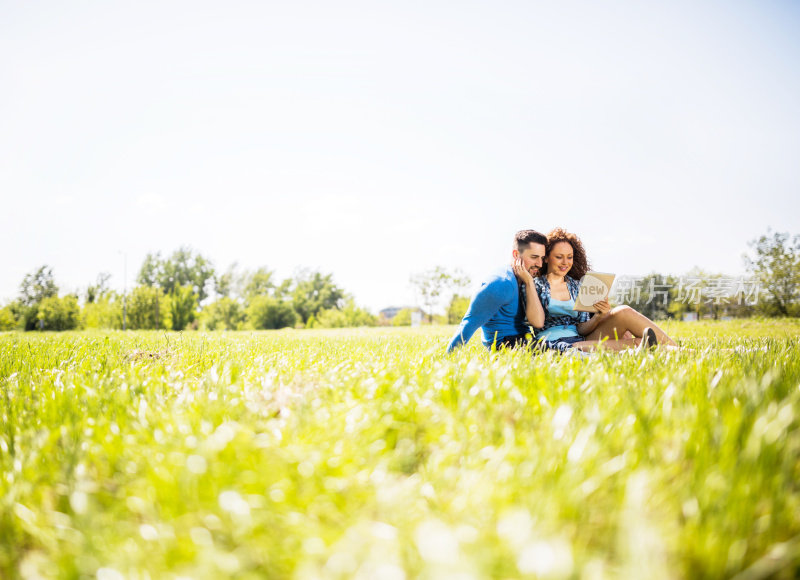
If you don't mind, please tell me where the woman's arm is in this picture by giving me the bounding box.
[524,280,545,329]
[576,299,611,335]
[512,260,545,328]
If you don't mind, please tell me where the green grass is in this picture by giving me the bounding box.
[1,320,800,579]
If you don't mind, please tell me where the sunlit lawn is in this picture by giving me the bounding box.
[2,319,799,579]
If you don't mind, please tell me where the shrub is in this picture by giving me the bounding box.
[447,295,471,324]
[0,306,18,331]
[202,297,245,330]
[82,296,123,329]
[392,308,413,326]
[36,295,81,331]
[169,285,198,331]
[313,301,378,328]
[246,296,298,330]
[313,308,348,328]
[127,286,172,330]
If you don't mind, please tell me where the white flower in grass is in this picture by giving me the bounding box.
[414,519,459,565]
[552,404,573,440]
[518,539,574,578]
[218,490,250,518]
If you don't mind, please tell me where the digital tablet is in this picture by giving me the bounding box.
[574,272,616,312]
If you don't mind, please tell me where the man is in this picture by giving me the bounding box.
[446,229,547,353]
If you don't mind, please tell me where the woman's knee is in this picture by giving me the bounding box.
[610,304,633,317]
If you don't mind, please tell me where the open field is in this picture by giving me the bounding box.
[2,320,800,579]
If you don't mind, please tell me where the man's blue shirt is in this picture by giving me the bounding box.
[446,265,530,352]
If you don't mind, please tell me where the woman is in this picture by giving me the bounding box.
[513,227,678,352]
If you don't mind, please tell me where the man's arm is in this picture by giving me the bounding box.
[445,280,511,353]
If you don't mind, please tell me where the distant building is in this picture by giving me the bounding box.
[379,306,408,320]
[378,306,425,323]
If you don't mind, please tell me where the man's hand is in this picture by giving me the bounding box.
[512,258,534,286]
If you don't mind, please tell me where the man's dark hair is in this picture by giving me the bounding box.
[514,229,547,251]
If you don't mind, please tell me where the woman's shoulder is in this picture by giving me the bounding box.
[533,277,549,302]
[564,276,582,299]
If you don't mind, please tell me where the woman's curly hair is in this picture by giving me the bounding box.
[540,227,591,280]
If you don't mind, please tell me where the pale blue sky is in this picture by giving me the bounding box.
[2,0,799,312]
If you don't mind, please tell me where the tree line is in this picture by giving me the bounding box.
[0,248,379,332]
[1,230,797,332]
[612,230,800,320]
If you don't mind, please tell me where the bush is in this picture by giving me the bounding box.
[392,308,413,326]
[341,300,377,327]
[246,296,298,330]
[202,297,245,330]
[447,295,471,324]
[18,266,59,330]
[127,286,172,330]
[313,308,348,328]
[0,306,19,331]
[313,301,378,328]
[82,296,123,329]
[36,295,81,331]
[169,285,198,331]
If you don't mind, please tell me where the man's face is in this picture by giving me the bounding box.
[513,242,546,278]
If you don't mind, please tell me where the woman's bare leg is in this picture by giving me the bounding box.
[573,336,681,353]
[572,338,639,352]
[583,305,677,346]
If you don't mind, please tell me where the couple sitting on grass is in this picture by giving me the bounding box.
[446,228,678,354]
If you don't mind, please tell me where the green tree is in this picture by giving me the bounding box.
[312,308,348,328]
[446,294,471,324]
[202,297,245,330]
[215,263,239,299]
[410,266,470,323]
[37,295,81,331]
[169,285,198,330]
[5,301,26,330]
[86,272,112,304]
[274,278,293,301]
[341,300,377,327]
[312,300,377,328]
[242,267,275,301]
[613,271,723,321]
[392,308,414,327]
[612,274,677,321]
[137,247,215,302]
[290,270,346,324]
[127,286,171,330]
[686,270,731,321]
[0,306,19,331]
[610,270,757,321]
[18,265,59,330]
[164,247,214,302]
[137,252,163,287]
[745,230,800,316]
[246,296,298,330]
[20,265,58,306]
[82,294,123,329]
[389,308,425,326]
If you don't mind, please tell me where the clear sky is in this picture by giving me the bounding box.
[2,0,799,313]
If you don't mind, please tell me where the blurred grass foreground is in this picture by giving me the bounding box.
[2,319,800,579]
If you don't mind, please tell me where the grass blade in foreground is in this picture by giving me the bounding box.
[1,320,799,578]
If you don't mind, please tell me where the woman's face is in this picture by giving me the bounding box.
[547,241,574,277]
